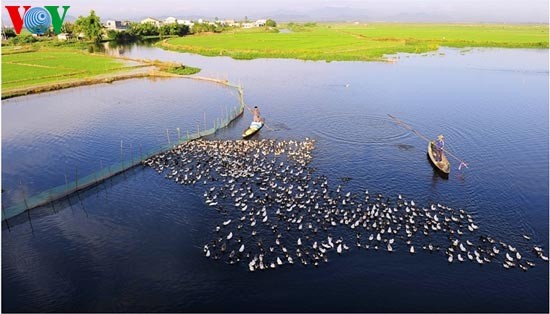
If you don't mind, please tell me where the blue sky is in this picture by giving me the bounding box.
[2,0,548,23]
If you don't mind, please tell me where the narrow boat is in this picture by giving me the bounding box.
[242,121,264,139]
[427,141,450,175]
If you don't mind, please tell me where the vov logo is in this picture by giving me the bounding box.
[4,5,70,35]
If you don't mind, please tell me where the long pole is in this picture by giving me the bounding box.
[75,164,79,189]
[120,140,124,169]
[387,114,468,167]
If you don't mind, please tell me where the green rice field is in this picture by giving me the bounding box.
[1,46,130,94]
[162,23,549,61]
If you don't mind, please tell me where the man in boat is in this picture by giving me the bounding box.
[435,134,445,161]
[250,106,264,129]
[252,106,264,123]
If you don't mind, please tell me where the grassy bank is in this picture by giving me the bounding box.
[1,41,200,98]
[160,23,549,61]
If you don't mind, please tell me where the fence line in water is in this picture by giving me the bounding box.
[2,76,246,222]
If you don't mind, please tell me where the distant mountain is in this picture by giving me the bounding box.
[260,5,547,23]
[64,15,77,22]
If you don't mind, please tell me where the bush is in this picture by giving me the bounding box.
[167,65,201,75]
[7,34,38,45]
[160,23,190,36]
[3,28,16,38]
[266,19,277,27]
[191,22,224,34]
[128,22,160,37]
[107,30,137,42]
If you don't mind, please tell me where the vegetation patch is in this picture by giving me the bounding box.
[165,65,201,75]
[161,23,549,62]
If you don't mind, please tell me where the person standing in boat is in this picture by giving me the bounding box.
[247,105,264,129]
[252,106,264,123]
[435,134,445,161]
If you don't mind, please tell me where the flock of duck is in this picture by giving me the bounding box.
[144,138,548,272]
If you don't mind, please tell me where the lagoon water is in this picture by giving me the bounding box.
[2,45,549,312]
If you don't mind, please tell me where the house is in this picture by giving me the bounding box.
[164,17,177,24]
[57,33,71,41]
[242,22,254,28]
[223,19,238,27]
[105,20,128,31]
[177,19,194,26]
[255,19,267,27]
[140,17,162,27]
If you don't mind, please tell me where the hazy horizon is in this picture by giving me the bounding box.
[2,0,549,25]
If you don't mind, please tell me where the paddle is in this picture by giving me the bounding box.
[387,114,469,169]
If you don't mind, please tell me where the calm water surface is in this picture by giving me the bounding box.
[2,45,548,312]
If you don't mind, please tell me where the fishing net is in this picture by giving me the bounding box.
[2,82,245,221]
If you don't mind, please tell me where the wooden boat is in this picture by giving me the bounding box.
[427,141,450,175]
[242,122,263,139]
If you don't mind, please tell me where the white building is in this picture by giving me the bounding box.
[178,20,194,26]
[223,19,238,27]
[242,22,254,28]
[105,20,128,31]
[141,17,162,27]
[57,33,71,41]
[164,17,177,24]
[255,19,267,27]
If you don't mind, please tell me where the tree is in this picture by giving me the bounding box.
[160,23,190,37]
[74,10,103,42]
[107,30,137,42]
[128,22,159,37]
[61,22,74,34]
[266,19,277,27]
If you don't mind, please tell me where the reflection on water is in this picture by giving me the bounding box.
[103,39,159,56]
[2,45,548,312]
[395,143,415,151]
[2,78,236,208]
